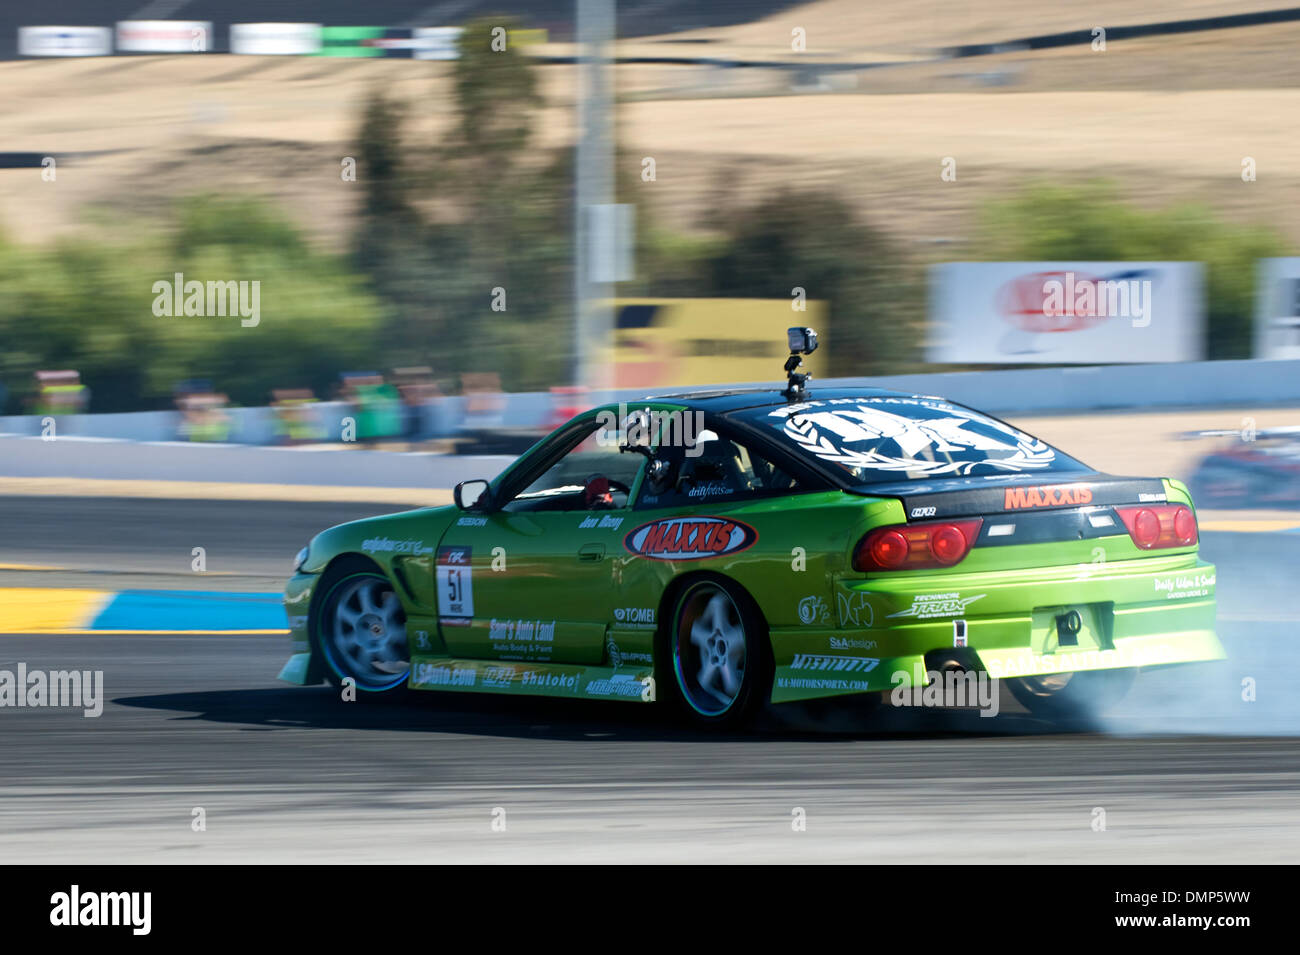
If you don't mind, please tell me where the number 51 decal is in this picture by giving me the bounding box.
[437,546,474,624]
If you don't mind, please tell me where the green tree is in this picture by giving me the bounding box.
[977,181,1291,359]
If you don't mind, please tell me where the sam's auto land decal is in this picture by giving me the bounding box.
[489,618,556,661]
[623,516,757,561]
[436,546,473,625]
[888,592,985,619]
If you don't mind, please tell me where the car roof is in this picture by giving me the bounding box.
[638,385,930,414]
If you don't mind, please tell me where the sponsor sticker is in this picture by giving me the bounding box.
[790,654,879,673]
[837,591,874,628]
[830,635,877,650]
[436,546,473,624]
[623,516,757,561]
[797,595,830,625]
[579,514,624,530]
[613,606,656,628]
[413,663,476,687]
[888,592,986,619]
[363,536,433,555]
[1153,572,1215,600]
[1003,484,1093,510]
[584,674,648,698]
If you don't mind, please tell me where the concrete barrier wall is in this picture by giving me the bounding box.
[2,358,1297,444]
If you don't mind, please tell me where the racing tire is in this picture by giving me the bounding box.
[312,558,410,700]
[1007,667,1135,721]
[660,575,772,729]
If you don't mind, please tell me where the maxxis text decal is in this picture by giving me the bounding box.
[623,516,758,561]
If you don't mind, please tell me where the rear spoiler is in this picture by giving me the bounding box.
[892,477,1170,520]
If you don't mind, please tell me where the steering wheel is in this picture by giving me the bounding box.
[584,474,631,509]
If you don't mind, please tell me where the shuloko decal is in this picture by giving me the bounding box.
[767,397,1056,476]
[624,516,757,561]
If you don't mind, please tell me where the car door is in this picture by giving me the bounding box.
[434,415,645,665]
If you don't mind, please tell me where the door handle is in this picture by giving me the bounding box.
[578,543,606,562]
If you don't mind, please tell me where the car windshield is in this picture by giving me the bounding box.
[734,395,1088,485]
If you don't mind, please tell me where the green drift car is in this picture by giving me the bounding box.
[280,330,1220,726]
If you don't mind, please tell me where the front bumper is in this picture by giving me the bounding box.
[276,571,320,685]
[770,556,1221,703]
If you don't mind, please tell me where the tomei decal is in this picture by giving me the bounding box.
[797,595,830,625]
[790,654,880,673]
[613,606,656,628]
[623,516,757,561]
[436,546,473,625]
[1004,484,1093,510]
[888,592,986,619]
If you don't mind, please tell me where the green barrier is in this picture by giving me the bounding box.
[316,26,385,57]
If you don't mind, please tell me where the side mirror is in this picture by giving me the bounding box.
[454,479,492,511]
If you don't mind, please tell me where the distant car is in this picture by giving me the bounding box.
[1185,427,1300,509]
[279,329,1221,726]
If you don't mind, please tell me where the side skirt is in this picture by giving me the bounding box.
[408,655,655,703]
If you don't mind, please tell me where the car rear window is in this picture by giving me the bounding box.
[734,396,1088,485]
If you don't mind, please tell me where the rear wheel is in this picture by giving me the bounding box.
[663,576,771,729]
[1008,668,1134,720]
[314,562,409,697]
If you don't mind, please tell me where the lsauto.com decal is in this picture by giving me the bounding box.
[769,397,1056,476]
[624,516,757,561]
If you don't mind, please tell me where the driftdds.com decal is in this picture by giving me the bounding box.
[624,516,757,561]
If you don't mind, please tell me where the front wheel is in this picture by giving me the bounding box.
[314,563,410,697]
[662,576,771,729]
[1007,668,1135,720]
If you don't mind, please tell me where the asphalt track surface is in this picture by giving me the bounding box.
[2,496,1299,863]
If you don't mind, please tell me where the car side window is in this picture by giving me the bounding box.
[635,428,802,510]
[502,422,645,513]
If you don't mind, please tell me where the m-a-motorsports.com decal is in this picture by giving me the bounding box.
[623,516,757,561]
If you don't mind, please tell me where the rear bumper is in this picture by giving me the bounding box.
[770,557,1221,703]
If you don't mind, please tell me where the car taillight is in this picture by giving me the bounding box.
[1115,504,1198,549]
[854,518,983,571]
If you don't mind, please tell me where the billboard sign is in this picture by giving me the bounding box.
[1254,258,1300,359]
[230,23,322,56]
[19,26,112,57]
[116,20,212,53]
[603,299,826,389]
